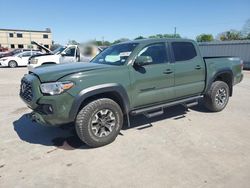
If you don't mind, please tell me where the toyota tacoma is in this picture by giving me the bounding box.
[20,39,243,147]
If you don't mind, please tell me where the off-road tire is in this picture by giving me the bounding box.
[75,98,123,147]
[8,60,17,68]
[204,81,229,112]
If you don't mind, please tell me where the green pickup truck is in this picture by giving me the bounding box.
[20,38,243,147]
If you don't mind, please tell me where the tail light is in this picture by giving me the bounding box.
[240,60,244,70]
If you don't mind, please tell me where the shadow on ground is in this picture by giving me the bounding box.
[13,103,210,149]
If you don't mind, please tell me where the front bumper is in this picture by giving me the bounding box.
[0,61,8,67]
[20,74,75,126]
[27,64,37,72]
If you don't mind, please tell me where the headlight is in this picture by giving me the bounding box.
[0,58,7,61]
[30,58,38,64]
[40,81,74,95]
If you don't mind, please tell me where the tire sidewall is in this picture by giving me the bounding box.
[211,81,229,111]
[76,99,123,147]
[9,60,17,68]
[86,102,122,143]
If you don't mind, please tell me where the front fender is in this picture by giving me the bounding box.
[68,83,130,122]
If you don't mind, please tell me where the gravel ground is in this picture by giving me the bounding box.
[0,67,250,188]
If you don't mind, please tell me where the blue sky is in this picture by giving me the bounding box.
[0,0,249,44]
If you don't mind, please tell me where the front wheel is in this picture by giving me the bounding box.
[204,81,229,112]
[75,98,123,147]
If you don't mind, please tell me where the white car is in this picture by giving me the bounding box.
[0,51,42,68]
[27,41,102,72]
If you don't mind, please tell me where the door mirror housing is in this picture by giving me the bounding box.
[135,56,153,66]
[61,51,66,56]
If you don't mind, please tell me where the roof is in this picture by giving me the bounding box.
[120,38,195,45]
[0,28,51,33]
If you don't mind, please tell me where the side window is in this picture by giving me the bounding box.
[21,52,32,57]
[64,47,76,56]
[172,42,197,62]
[137,43,168,64]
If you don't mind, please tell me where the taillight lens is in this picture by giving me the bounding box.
[240,60,244,70]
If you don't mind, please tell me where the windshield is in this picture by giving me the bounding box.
[52,47,66,54]
[91,43,138,65]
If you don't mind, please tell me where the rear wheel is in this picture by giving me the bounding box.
[75,98,123,147]
[8,60,17,68]
[204,81,229,112]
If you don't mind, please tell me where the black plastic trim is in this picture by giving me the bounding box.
[69,83,130,121]
[130,95,202,116]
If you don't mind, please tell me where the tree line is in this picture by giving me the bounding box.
[51,19,250,49]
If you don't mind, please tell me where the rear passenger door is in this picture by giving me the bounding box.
[171,42,205,98]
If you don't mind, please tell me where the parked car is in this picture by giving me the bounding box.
[27,41,102,71]
[0,50,43,68]
[0,49,41,59]
[20,38,243,147]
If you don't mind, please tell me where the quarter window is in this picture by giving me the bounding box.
[137,43,168,64]
[172,42,197,62]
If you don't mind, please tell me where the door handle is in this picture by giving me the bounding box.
[163,69,173,74]
[195,65,201,70]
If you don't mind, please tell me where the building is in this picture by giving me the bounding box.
[198,40,250,68]
[0,28,52,50]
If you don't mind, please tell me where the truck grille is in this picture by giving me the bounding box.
[20,79,33,102]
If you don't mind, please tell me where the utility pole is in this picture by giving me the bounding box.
[174,27,177,37]
[102,36,104,45]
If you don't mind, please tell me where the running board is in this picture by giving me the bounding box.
[130,96,202,116]
[183,101,199,108]
[144,109,164,118]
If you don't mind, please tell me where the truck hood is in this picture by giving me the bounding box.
[32,63,112,82]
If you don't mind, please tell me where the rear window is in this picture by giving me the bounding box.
[172,42,197,62]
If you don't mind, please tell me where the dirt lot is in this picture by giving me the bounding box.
[0,67,250,188]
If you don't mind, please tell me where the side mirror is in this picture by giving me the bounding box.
[61,51,66,56]
[134,56,153,66]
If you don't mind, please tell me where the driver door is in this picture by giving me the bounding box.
[130,43,175,108]
[60,46,76,63]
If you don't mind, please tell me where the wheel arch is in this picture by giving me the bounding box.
[207,69,233,96]
[69,83,130,122]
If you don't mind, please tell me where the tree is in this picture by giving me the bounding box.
[242,19,250,37]
[134,36,145,40]
[112,38,130,44]
[218,30,243,41]
[68,40,79,45]
[148,33,181,39]
[196,34,214,42]
[50,43,62,51]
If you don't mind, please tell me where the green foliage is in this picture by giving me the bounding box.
[134,36,145,40]
[68,40,79,45]
[219,30,243,41]
[112,38,130,44]
[148,34,181,39]
[93,40,111,46]
[50,43,62,51]
[196,34,214,42]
